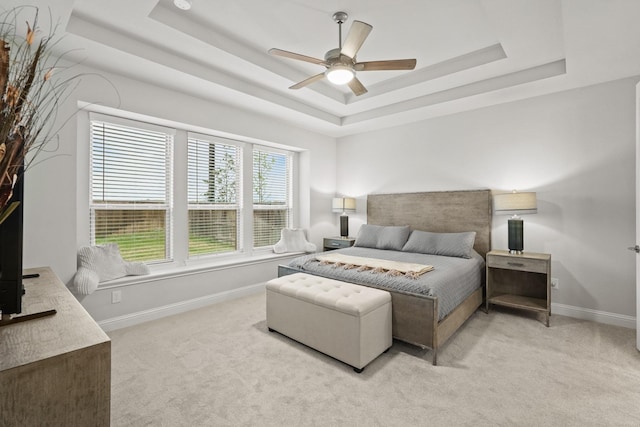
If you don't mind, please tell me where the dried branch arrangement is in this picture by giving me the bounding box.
[0,6,79,223]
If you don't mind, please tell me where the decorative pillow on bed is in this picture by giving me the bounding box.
[354,224,411,251]
[402,230,476,258]
[354,224,381,248]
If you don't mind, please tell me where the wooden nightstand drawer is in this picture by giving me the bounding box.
[323,237,355,251]
[487,254,548,274]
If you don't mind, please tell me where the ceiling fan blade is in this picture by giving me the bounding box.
[347,77,368,96]
[268,48,326,66]
[341,20,373,59]
[355,59,417,71]
[289,73,325,90]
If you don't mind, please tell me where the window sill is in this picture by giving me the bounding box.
[96,251,308,290]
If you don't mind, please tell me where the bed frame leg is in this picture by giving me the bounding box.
[432,350,438,366]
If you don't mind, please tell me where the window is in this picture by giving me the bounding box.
[87,113,296,266]
[253,149,291,248]
[188,135,241,257]
[90,117,174,263]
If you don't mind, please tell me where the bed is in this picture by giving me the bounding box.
[278,189,492,365]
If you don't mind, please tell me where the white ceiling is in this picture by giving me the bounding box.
[6,0,640,137]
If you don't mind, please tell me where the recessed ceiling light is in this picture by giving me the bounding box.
[173,0,192,10]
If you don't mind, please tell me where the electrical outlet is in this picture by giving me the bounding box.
[111,290,122,304]
[551,278,559,289]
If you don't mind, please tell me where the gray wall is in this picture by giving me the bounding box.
[21,58,638,328]
[337,77,638,325]
[22,65,337,324]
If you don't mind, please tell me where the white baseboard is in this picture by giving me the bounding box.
[551,302,636,329]
[98,285,637,332]
[98,283,266,332]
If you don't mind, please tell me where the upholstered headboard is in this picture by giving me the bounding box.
[366,189,492,258]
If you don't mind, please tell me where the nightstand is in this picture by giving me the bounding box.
[323,237,355,251]
[485,250,551,326]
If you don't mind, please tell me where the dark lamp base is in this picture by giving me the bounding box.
[508,218,524,253]
[340,215,349,238]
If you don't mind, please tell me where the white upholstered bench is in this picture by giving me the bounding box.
[266,272,392,373]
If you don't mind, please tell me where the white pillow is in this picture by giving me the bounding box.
[77,243,127,282]
[74,267,100,296]
[74,243,150,295]
[273,229,316,253]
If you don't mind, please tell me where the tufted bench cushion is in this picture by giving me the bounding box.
[266,272,392,372]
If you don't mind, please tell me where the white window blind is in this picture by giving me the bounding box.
[187,135,241,257]
[253,148,291,248]
[90,117,173,263]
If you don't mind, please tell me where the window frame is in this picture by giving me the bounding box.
[252,147,293,250]
[187,132,243,259]
[89,113,175,264]
[82,111,299,272]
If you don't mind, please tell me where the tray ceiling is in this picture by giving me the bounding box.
[6,0,640,137]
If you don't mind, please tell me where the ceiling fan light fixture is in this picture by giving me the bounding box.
[325,65,355,85]
[269,12,415,96]
[173,0,192,10]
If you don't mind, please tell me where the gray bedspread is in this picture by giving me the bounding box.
[285,247,485,320]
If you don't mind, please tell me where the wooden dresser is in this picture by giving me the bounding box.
[0,267,111,426]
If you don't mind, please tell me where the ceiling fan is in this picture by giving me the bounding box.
[269,12,417,96]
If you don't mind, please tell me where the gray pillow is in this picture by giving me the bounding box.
[377,225,411,250]
[354,224,411,251]
[402,230,476,258]
[354,224,383,248]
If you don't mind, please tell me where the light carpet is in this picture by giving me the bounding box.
[108,291,640,426]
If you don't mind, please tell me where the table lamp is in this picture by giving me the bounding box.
[332,197,356,238]
[494,191,537,254]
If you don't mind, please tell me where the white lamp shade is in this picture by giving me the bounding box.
[332,197,356,213]
[494,192,537,216]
